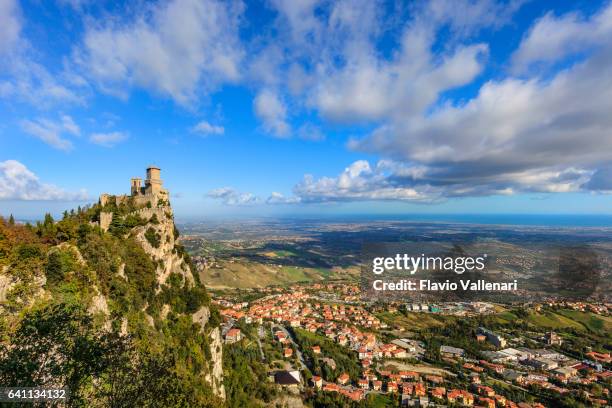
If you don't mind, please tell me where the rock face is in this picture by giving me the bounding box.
[1,167,225,401]
[206,327,226,400]
[88,292,109,316]
[0,266,48,308]
[123,200,223,398]
[99,190,225,399]
[192,305,225,399]
[192,305,210,328]
[132,206,194,287]
[88,291,111,331]
[0,269,15,303]
[99,211,113,232]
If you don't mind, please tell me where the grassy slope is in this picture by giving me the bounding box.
[200,260,358,289]
[377,308,611,340]
[553,310,612,334]
[525,310,585,331]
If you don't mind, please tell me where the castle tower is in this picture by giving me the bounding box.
[131,177,142,196]
[145,165,163,195]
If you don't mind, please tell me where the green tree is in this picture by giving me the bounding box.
[145,227,161,248]
[0,302,219,407]
[0,303,116,405]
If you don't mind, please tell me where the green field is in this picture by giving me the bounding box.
[280,266,310,281]
[554,309,612,334]
[273,250,296,257]
[524,310,585,331]
[376,311,456,331]
[376,308,611,342]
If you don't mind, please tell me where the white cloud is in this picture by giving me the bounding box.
[274,1,611,202]
[512,3,612,73]
[20,115,81,151]
[269,0,324,47]
[209,188,302,205]
[254,89,290,137]
[349,34,612,197]
[291,160,596,203]
[0,0,87,109]
[192,120,224,136]
[311,29,488,122]
[61,114,81,136]
[89,131,128,147]
[0,58,84,105]
[207,187,261,206]
[293,160,430,203]
[76,0,244,105]
[266,192,301,204]
[255,0,497,130]
[249,45,286,87]
[297,123,325,141]
[0,1,84,106]
[0,160,88,201]
[0,0,20,55]
[420,0,527,37]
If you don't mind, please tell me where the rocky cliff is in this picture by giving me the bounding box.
[131,206,194,287]
[100,196,225,399]
[0,194,225,405]
[129,202,225,399]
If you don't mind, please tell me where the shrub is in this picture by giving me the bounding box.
[45,249,77,284]
[144,228,161,248]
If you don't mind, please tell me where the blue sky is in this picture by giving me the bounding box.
[1,0,611,219]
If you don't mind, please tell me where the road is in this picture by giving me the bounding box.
[257,325,266,361]
[275,324,307,370]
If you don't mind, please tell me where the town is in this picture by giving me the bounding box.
[213,282,611,407]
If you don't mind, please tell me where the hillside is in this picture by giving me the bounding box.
[0,194,224,406]
[200,260,359,289]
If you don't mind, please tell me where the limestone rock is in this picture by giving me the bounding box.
[0,270,16,303]
[100,211,113,232]
[145,313,155,327]
[117,263,127,280]
[88,293,110,316]
[133,207,194,288]
[120,318,128,336]
[160,303,171,320]
[206,327,226,400]
[192,306,210,328]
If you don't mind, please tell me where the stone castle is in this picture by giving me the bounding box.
[99,166,169,207]
[98,166,171,232]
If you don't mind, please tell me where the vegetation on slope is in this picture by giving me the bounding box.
[0,205,221,407]
[223,341,277,407]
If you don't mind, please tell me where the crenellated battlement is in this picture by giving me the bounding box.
[100,166,169,208]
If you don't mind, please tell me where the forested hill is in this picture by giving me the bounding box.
[0,197,223,407]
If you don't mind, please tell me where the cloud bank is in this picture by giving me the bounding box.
[0,160,88,201]
[75,0,244,105]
